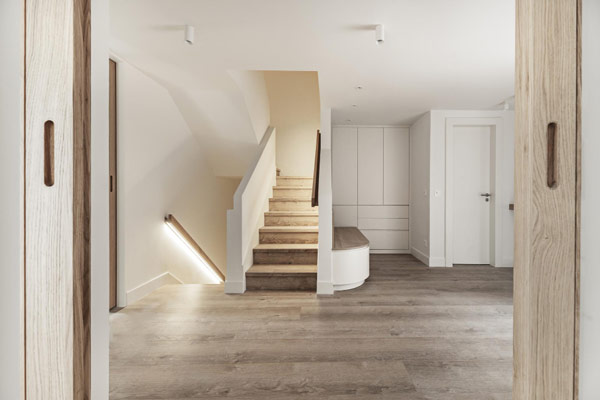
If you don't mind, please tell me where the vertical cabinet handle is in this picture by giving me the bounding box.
[44,120,55,187]
[547,122,557,188]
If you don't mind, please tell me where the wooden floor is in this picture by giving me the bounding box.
[110,255,513,399]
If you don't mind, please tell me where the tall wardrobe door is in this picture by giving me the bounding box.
[383,127,410,205]
[357,127,384,205]
[24,0,91,398]
[332,127,357,205]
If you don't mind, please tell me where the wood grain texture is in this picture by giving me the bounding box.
[25,0,91,397]
[514,0,579,398]
[110,255,513,399]
[333,227,369,250]
[72,0,91,397]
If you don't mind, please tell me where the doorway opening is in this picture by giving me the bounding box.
[444,118,508,268]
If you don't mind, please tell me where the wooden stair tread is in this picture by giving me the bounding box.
[254,243,318,251]
[265,211,318,216]
[259,226,318,233]
[278,176,312,179]
[270,198,312,201]
[247,264,317,274]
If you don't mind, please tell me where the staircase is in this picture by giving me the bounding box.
[246,175,318,291]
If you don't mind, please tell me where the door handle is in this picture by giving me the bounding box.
[480,193,491,197]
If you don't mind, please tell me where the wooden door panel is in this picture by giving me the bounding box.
[514,0,579,398]
[24,0,91,398]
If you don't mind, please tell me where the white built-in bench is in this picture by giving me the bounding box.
[332,227,370,291]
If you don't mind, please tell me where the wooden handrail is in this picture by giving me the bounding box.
[165,214,226,282]
[311,130,321,207]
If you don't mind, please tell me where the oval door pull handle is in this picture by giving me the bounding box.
[44,120,54,187]
[547,122,557,188]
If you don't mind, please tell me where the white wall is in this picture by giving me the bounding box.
[580,0,600,396]
[0,0,23,397]
[117,60,238,302]
[317,108,334,294]
[91,0,110,396]
[428,110,514,267]
[409,113,431,264]
[264,71,321,176]
[229,70,271,142]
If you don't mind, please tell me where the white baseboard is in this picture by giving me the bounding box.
[410,247,429,265]
[224,280,246,294]
[126,272,182,305]
[369,249,411,254]
[428,256,448,267]
[317,281,334,295]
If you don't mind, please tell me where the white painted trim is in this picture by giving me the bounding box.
[428,256,448,267]
[226,126,276,294]
[444,118,503,268]
[224,280,246,294]
[317,281,334,295]
[411,247,429,265]
[126,272,182,305]
[370,249,411,254]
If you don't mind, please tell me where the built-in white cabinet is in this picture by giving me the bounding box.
[332,127,357,205]
[384,128,410,204]
[332,126,410,252]
[358,127,384,205]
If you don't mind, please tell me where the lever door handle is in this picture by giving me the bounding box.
[480,193,491,197]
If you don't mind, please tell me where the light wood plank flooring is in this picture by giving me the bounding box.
[110,254,513,399]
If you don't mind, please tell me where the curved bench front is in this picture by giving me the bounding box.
[332,227,370,291]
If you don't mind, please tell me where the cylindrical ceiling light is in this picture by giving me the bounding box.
[184,24,195,45]
[375,24,384,44]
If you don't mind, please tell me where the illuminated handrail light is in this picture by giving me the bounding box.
[164,214,225,284]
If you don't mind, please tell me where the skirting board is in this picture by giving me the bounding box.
[126,272,183,305]
[411,247,429,265]
[370,249,411,254]
[429,257,449,267]
[224,280,246,294]
[317,281,334,295]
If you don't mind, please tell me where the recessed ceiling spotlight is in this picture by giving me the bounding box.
[355,86,364,91]
[184,24,195,45]
[375,24,384,44]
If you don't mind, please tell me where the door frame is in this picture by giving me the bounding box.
[444,117,504,267]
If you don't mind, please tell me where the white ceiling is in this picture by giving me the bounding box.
[111,0,514,126]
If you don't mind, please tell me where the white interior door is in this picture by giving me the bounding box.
[452,126,491,264]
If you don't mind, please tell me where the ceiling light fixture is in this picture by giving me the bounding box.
[375,24,384,44]
[184,24,195,45]
[355,86,364,91]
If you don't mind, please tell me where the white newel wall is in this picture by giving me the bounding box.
[225,128,277,294]
[332,126,410,253]
[317,108,334,294]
